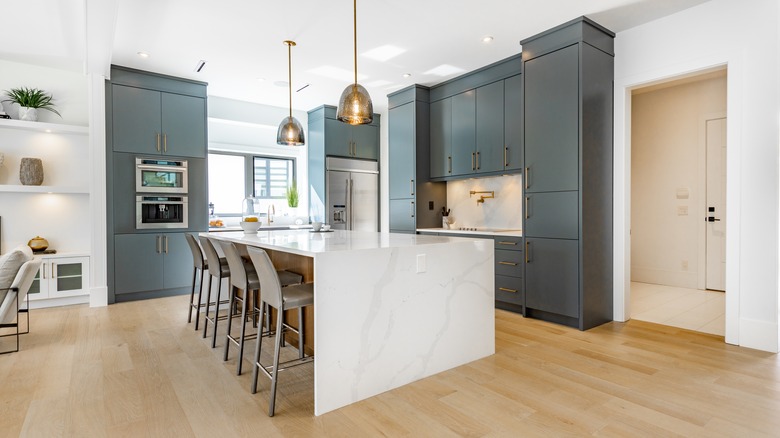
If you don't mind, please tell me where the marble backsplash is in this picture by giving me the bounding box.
[445,175,523,230]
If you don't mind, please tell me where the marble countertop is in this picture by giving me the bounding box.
[203,229,488,257]
[208,224,313,232]
[417,228,523,237]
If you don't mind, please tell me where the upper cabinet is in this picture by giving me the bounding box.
[318,108,379,160]
[109,66,207,159]
[428,55,523,181]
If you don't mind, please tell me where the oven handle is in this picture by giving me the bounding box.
[137,164,187,172]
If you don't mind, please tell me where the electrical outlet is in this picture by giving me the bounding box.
[429,201,434,210]
[681,260,688,270]
[416,254,426,273]
[677,205,688,216]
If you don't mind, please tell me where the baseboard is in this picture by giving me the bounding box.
[28,295,89,310]
[631,266,697,289]
[90,286,108,308]
[739,318,778,353]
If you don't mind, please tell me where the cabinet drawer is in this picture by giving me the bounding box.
[495,249,523,277]
[495,274,524,306]
[494,236,523,251]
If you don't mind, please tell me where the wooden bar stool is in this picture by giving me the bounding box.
[218,241,303,376]
[199,236,231,348]
[247,246,313,417]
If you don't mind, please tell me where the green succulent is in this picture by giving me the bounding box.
[3,87,61,117]
[286,183,299,208]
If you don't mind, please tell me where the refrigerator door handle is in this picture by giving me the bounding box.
[350,178,355,229]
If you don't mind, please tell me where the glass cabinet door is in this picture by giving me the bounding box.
[51,257,89,298]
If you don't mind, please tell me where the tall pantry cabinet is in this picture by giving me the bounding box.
[521,17,615,330]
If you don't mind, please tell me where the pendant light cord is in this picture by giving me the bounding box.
[353,0,358,86]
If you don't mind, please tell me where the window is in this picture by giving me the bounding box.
[208,152,296,215]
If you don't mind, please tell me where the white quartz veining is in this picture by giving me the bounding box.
[445,175,523,230]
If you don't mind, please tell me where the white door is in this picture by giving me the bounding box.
[705,117,726,291]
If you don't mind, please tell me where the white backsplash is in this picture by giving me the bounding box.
[445,175,523,230]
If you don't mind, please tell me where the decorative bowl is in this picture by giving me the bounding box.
[240,221,261,234]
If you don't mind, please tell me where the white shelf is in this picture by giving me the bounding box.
[0,118,89,135]
[0,185,89,194]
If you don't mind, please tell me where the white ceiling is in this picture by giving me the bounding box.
[3,0,710,113]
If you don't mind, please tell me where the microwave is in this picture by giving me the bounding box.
[136,158,188,194]
[136,195,188,229]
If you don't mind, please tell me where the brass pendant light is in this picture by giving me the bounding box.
[336,0,373,125]
[277,40,305,146]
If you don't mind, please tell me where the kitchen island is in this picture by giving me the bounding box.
[204,229,494,415]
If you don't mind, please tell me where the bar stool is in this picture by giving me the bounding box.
[218,241,303,376]
[199,236,231,348]
[184,233,207,330]
[247,246,314,417]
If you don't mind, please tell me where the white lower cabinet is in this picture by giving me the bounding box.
[27,255,90,301]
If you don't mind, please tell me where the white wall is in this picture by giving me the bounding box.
[631,74,727,288]
[614,0,780,352]
[207,96,310,225]
[445,175,523,230]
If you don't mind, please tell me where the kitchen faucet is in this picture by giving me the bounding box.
[267,204,275,225]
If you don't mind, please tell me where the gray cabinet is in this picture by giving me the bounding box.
[114,233,191,296]
[504,74,523,171]
[521,17,615,330]
[111,84,206,158]
[451,90,476,176]
[493,236,524,311]
[475,81,504,173]
[387,86,446,233]
[429,98,452,179]
[324,115,378,160]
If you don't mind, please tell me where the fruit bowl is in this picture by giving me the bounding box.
[240,221,262,234]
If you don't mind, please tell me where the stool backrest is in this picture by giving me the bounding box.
[218,241,249,290]
[184,234,205,270]
[198,236,223,277]
[246,246,283,309]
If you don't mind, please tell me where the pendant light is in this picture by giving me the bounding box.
[336,0,373,125]
[277,40,305,146]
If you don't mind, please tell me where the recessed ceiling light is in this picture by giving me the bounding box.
[363,45,406,62]
[423,64,465,77]
[137,51,149,58]
[402,73,412,78]
[482,36,494,43]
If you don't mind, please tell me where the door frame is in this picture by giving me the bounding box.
[614,55,740,346]
[698,113,727,290]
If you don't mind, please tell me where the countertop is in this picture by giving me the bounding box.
[203,229,491,257]
[208,224,313,232]
[416,228,523,237]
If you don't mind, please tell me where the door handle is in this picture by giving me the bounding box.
[504,146,508,167]
[525,241,531,263]
[498,261,518,266]
[471,152,475,171]
[156,133,161,152]
[476,151,480,170]
[156,235,162,254]
[410,179,414,196]
[706,217,721,222]
[410,201,415,218]
[164,235,169,254]
[524,167,530,189]
[163,133,168,153]
[524,196,530,219]
[498,287,518,293]
[448,156,452,174]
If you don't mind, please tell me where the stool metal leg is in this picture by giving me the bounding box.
[236,288,251,375]
[251,305,266,394]
[298,307,304,359]
[187,267,197,324]
[194,267,206,331]
[223,285,237,361]
[211,277,223,348]
[202,274,213,339]
[268,304,285,416]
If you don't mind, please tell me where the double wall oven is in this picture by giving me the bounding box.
[135,158,189,229]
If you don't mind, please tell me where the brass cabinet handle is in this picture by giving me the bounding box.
[156,235,162,254]
[448,156,452,174]
[499,287,518,293]
[410,201,415,218]
[497,241,517,246]
[525,241,531,263]
[163,133,168,153]
[471,152,475,170]
[504,146,509,167]
[525,196,530,219]
[498,261,518,266]
[524,167,530,189]
[156,133,161,152]
[164,235,169,254]
[476,151,480,170]
[410,179,414,196]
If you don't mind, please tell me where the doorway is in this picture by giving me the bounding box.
[629,68,727,336]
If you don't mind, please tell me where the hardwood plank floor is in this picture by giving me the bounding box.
[0,295,777,437]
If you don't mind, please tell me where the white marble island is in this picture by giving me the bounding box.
[204,229,495,415]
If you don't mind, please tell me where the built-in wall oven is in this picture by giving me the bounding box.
[136,195,189,229]
[135,158,188,194]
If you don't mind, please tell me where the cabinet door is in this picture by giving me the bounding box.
[525,238,579,318]
[114,234,164,295]
[389,198,415,232]
[451,90,476,176]
[523,191,579,239]
[112,85,162,154]
[353,124,379,160]
[504,74,523,171]
[162,233,192,289]
[50,256,90,298]
[26,266,44,300]
[496,274,524,306]
[430,98,452,178]
[389,103,415,199]
[324,118,352,158]
[161,93,207,158]
[524,45,579,193]
[475,81,504,174]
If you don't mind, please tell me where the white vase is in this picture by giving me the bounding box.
[18,107,39,122]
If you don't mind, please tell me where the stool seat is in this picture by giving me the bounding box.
[281,283,314,308]
[278,270,304,287]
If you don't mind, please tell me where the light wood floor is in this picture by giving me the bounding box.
[1,295,778,437]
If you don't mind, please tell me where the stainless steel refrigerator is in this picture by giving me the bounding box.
[326,157,379,231]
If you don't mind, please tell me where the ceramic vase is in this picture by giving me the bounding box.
[20,158,44,185]
[17,107,39,122]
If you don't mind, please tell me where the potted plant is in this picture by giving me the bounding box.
[286,183,299,208]
[3,87,61,122]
